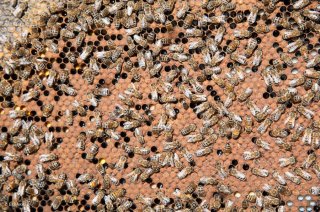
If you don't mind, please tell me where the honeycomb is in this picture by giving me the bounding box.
[0,0,320,211]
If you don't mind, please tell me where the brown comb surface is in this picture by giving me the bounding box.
[0,0,320,211]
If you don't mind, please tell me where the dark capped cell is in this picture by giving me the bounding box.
[210,90,217,96]
[63,58,69,63]
[121,73,127,79]
[79,121,85,127]
[256,37,261,44]
[37,101,43,107]
[112,79,118,85]
[265,19,272,25]
[54,96,60,101]
[263,92,269,99]
[117,34,123,40]
[104,35,110,40]
[142,104,149,110]
[231,159,238,166]
[182,38,188,44]
[273,30,280,37]
[252,66,258,72]
[207,85,213,91]
[277,47,283,53]
[230,23,236,29]
[214,95,220,101]
[243,164,250,170]
[101,142,107,148]
[151,146,157,152]
[267,86,273,93]
[154,27,160,34]
[280,74,287,80]
[286,101,292,108]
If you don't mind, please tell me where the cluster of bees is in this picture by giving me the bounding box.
[0,0,320,211]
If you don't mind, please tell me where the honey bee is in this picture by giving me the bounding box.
[77,173,94,184]
[72,100,87,116]
[293,0,310,9]
[248,6,259,25]
[238,89,253,104]
[180,124,196,136]
[86,143,99,161]
[118,200,133,212]
[306,55,320,69]
[264,196,281,207]
[4,152,23,163]
[282,29,302,41]
[294,167,312,181]
[309,186,320,195]
[80,45,93,60]
[215,161,228,179]
[126,168,142,183]
[271,171,287,185]
[189,78,204,93]
[243,150,261,160]
[230,52,247,65]
[13,2,28,18]
[210,193,222,210]
[274,138,292,151]
[134,146,150,155]
[51,195,62,210]
[284,171,301,185]
[252,48,263,66]
[66,180,80,196]
[287,39,304,53]
[229,167,246,181]
[302,9,320,21]
[302,127,313,146]
[303,152,316,169]
[109,188,126,201]
[124,83,143,99]
[257,117,272,133]
[24,143,40,155]
[251,167,269,177]
[279,156,296,167]
[160,93,178,103]
[304,69,320,79]
[217,183,232,194]
[60,84,78,96]
[0,80,12,97]
[177,166,194,179]
[195,147,213,157]
[42,103,54,117]
[233,29,252,39]
[114,155,127,171]
[178,147,195,165]
[35,164,46,181]
[225,39,240,54]
[29,74,43,89]
[49,161,60,170]
[93,87,110,96]
[245,38,258,58]
[297,104,314,119]
[291,125,305,143]
[39,153,58,163]
[269,128,289,138]
[172,53,190,62]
